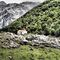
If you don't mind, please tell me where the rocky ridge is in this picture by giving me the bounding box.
[0,1,40,29]
[0,32,60,49]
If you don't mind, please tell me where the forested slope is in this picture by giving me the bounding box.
[2,0,60,36]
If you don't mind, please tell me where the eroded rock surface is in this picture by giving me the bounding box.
[25,34,60,48]
[0,32,20,48]
[0,1,40,29]
[0,32,60,48]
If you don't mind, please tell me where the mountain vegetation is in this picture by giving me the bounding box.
[0,0,60,60]
[0,45,60,60]
[3,0,60,36]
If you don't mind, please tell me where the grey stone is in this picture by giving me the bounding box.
[0,32,20,48]
[25,34,60,48]
[20,39,29,45]
[0,1,40,29]
[0,32,60,49]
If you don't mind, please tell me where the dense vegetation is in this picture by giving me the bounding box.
[0,0,60,60]
[3,0,60,36]
[0,45,60,60]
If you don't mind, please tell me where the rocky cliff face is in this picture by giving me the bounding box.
[0,1,40,29]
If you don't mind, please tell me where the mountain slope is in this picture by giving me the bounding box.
[5,0,60,36]
[0,1,40,29]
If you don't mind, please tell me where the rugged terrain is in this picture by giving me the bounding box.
[0,32,60,60]
[0,0,60,60]
[5,0,60,36]
[0,1,40,29]
[0,32,60,49]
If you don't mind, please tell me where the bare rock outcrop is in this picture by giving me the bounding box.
[0,32,20,48]
[0,1,40,29]
[25,34,60,48]
[0,32,60,48]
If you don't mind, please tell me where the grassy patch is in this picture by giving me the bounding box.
[0,45,60,60]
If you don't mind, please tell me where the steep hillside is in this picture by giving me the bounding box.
[4,0,60,36]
